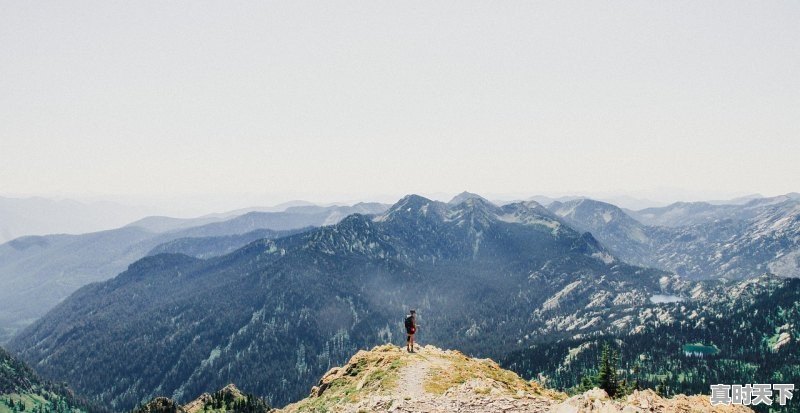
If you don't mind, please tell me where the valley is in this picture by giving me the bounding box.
[1,192,798,412]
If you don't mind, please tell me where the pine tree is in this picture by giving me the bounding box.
[656,377,668,397]
[577,372,597,393]
[596,343,620,397]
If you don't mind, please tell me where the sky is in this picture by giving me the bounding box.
[1,1,798,213]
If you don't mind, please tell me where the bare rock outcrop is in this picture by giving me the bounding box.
[278,343,752,413]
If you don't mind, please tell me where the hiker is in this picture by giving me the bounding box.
[404,309,417,352]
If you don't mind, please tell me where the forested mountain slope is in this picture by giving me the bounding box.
[0,204,384,343]
[0,346,99,413]
[503,275,800,410]
[10,195,668,410]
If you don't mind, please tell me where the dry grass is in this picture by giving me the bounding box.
[281,344,565,412]
[284,345,407,412]
[423,350,564,400]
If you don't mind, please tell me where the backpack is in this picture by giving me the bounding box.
[404,315,414,332]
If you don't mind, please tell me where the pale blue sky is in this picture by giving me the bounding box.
[1,1,798,210]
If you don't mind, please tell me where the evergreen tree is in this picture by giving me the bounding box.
[655,378,668,397]
[577,372,597,393]
[596,343,619,397]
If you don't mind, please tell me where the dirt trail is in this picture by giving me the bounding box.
[279,344,753,413]
[396,346,450,400]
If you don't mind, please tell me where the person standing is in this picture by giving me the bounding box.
[404,309,417,352]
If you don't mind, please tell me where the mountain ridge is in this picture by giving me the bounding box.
[548,196,800,279]
[0,203,387,343]
[10,194,667,409]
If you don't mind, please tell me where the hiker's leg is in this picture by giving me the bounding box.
[410,334,415,351]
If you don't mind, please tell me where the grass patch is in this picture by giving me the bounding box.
[288,345,407,412]
[0,393,79,413]
[423,352,562,400]
[284,344,566,412]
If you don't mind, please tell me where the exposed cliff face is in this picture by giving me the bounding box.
[277,344,752,413]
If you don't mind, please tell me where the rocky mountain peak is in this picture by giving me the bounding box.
[375,195,443,223]
[218,383,243,398]
[393,194,435,210]
[498,201,565,234]
[448,191,491,206]
[549,198,631,226]
[138,384,269,413]
[446,196,502,229]
[134,397,185,413]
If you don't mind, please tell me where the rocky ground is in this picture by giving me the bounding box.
[277,344,752,413]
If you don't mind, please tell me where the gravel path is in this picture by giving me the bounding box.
[396,346,450,400]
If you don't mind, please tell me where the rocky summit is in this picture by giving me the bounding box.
[133,383,270,413]
[277,344,751,413]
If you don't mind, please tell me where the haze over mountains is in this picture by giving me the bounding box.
[2,191,798,344]
[0,203,388,343]
[3,1,798,410]
[0,196,158,244]
[550,195,800,279]
[2,192,782,244]
[0,193,800,342]
[2,191,797,411]
[1,191,798,411]
[9,193,667,408]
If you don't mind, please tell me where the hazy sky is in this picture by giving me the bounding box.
[2,1,798,210]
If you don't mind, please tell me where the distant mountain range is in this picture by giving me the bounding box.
[9,194,667,409]
[0,196,156,244]
[11,196,666,408]
[549,195,800,279]
[0,203,388,343]
[626,193,799,227]
[3,191,799,411]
